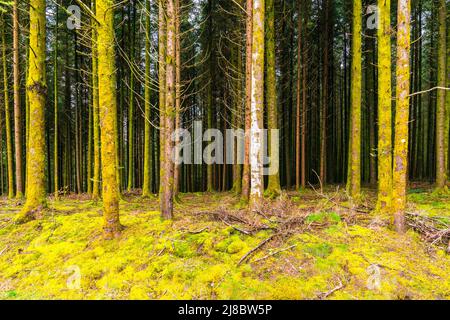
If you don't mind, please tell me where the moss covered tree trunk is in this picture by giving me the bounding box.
[347,0,362,199]
[127,3,136,192]
[160,0,175,219]
[53,3,59,200]
[1,15,14,199]
[264,0,280,197]
[301,0,309,189]
[174,0,181,196]
[16,0,47,223]
[143,0,153,198]
[96,0,122,238]
[13,0,23,198]
[392,0,411,233]
[295,0,302,191]
[320,0,329,185]
[242,0,252,202]
[249,0,264,208]
[435,0,447,191]
[159,0,167,195]
[92,0,101,201]
[376,0,393,212]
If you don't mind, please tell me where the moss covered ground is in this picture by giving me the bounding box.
[0,187,449,300]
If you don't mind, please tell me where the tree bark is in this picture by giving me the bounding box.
[13,0,23,198]
[435,0,447,191]
[16,0,47,223]
[376,0,393,212]
[347,0,362,199]
[392,0,411,233]
[160,0,176,219]
[96,0,122,238]
[249,0,264,208]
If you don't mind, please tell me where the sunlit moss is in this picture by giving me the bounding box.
[0,192,449,300]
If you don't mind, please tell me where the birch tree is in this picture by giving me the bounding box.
[249,0,264,208]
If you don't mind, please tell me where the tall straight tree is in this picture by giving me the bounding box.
[301,0,309,189]
[295,0,302,191]
[158,0,166,195]
[1,15,13,199]
[242,0,252,201]
[13,0,22,198]
[347,0,362,199]
[92,0,101,200]
[320,0,330,184]
[392,0,411,233]
[16,0,47,223]
[249,0,264,208]
[53,2,59,199]
[174,0,181,196]
[160,0,175,219]
[142,0,153,198]
[376,0,393,212]
[264,0,280,197]
[127,1,136,192]
[435,0,447,191]
[96,0,122,238]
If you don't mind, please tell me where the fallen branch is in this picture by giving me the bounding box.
[238,235,275,266]
[317,281,345,299]
[406,212,450,247]
[252,244,297,263]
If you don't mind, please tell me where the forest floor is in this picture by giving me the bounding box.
[0,185,449,300]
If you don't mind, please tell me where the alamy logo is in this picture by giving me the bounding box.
[67,5,81,30]
[171,121,279,176]
[366,5,379,30]
[366,264,381,290]
[65,265,81,289]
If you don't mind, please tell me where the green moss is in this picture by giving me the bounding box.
[0,192,449,300]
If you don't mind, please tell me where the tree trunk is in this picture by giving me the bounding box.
[435,0,447,191]
[392,0,411,233]
[296,0,302,191]
[13,0,23,198]
[1,16,14,199]
[347,0,362,199]
[143,0,153,197]
[174,0,181,196]
[92,0,101,200]
[158,0,167,195]
[265,0,280,197]
[242,0,252,201]
[53,3,59,199]
[16,0,47,223]
[376,0,393,212]
[249,0,264,208]
[96,0,122,238]
[160,0,175,219]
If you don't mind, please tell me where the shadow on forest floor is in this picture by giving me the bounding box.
[0,185,449,300]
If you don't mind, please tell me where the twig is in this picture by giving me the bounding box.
[0,246,8,256]
[409,86,450,97]
[238,235,275,266]
[221,219,252,235]
[252,245,297,263]
[317,281,345,299]
[187,227,209,234]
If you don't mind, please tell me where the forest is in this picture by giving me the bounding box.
[0,0,449,300]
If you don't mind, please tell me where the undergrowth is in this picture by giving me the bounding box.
[0,188,448,300]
